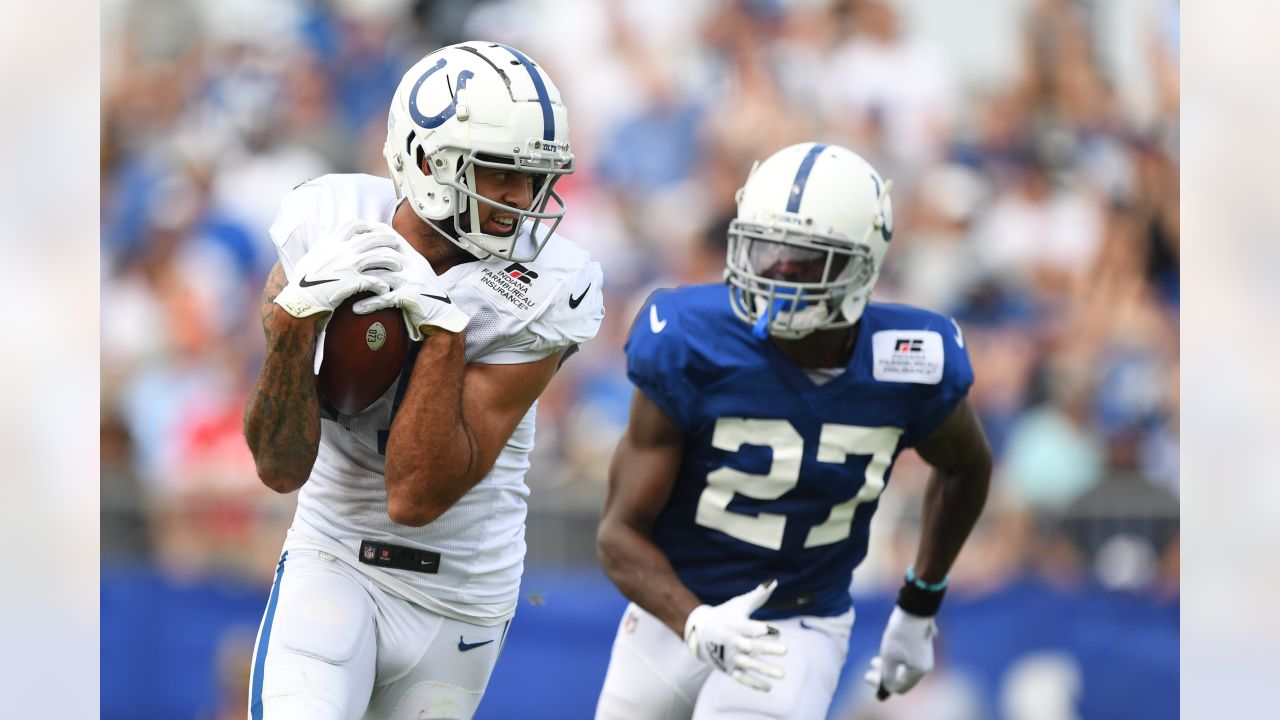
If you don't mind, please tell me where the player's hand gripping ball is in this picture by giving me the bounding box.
[317,291,410,415]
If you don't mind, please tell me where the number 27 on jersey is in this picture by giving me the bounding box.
[696,418,903,551]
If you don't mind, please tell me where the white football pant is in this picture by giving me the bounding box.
[595,602,853,720]
[248,549,510,720]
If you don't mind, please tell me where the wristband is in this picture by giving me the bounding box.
[905,565,948,592]
[897,566,947,617]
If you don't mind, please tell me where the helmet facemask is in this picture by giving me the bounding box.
[396,139,573,263]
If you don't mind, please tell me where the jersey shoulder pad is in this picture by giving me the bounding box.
[864,302,973,388]
[467,232,604,362]
[268,174,396,279]
[863,302,974,443]
[624,284,729,428]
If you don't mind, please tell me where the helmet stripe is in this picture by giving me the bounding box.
[496,43,554,142]
[786,143,827,213]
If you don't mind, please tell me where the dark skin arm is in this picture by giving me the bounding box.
[909,397,993,585]
[243,262,327,493]
[383,332,561,526]
[597,389,703,637]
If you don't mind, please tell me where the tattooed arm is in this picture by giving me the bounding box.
[243,262,327,493]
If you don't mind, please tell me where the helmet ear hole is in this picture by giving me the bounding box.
[456,157,472,214]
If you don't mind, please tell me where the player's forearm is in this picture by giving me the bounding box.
[597,521,703,637]
[912,460,991,583]
[244,308,324,493]
[384,330,479,526]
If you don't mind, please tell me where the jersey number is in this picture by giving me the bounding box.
[695,418,903,550]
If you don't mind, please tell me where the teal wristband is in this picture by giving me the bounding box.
[905,565,948,593]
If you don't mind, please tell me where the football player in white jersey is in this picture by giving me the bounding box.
[242,41,603,720]
[594,143,991,719]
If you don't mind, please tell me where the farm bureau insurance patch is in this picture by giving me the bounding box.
[871,330,944,384]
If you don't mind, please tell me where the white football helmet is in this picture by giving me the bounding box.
[726,142,894,339]
[384,41,574,262]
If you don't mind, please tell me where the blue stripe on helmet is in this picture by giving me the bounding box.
[786,143,827,213]
[250,551,288,720]
[496,43,554,142]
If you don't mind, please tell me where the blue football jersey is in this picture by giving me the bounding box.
[625,284,973,619]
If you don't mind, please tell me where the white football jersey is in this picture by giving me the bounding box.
[267,174,604,625]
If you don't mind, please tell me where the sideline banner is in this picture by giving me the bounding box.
[102,567,1177,719]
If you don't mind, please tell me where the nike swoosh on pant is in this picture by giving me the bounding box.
[457,637,494,652]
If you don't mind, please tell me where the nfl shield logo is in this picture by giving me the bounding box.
[363,546,376,560]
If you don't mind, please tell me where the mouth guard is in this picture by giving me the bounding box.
[752,298,788,340]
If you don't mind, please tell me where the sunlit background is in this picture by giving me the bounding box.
[100,0,1180,717]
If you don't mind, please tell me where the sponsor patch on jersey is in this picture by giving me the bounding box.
[476,261,543,313]
[871,330,945,384]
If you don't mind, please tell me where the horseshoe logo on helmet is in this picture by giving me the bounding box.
[408,58,475,129]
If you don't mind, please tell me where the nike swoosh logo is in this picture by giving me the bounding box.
[568,284,591,309]
[421,293,452,304]
[799,620,815,630]
[457,636,494,652]
[299,276,338,287]
[950,318,965,348]
[649,304,667,333]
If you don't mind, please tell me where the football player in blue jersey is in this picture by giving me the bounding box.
[594,142,992,719]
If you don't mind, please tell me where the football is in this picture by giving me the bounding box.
[317,291,411,416]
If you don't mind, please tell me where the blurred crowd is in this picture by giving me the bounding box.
[101,0,1180,604]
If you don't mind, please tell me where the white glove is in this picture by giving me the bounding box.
[864,606,937,699]
[683,580,788,692]
[354,229,470,340]
[273,219,402,319]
